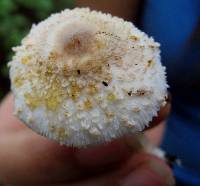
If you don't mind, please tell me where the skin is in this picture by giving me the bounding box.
[0,94,174,185]
[1,2,172,185]
[75,0,141,22]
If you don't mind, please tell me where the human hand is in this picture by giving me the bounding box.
[0,94,174,186]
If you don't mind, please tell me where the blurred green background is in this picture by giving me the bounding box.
[0,0,74,101]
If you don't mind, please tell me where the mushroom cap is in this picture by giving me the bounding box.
[9,8,167,147]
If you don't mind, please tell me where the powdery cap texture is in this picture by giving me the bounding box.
[9,8,168,147]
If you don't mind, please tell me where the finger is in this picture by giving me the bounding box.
[0,94,26,133]
[55,153,174,186]
[119,153,174,186]
[74,137,134,169]
[0,126,75,184]
[0,94,169,185]
[0,132,139,185]
[144,98,171,131]
[144,121,165,146]
[0,95,138,184]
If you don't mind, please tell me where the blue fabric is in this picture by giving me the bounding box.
[141,0,200,185]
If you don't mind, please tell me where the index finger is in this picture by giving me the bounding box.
[0,94,137,184]
[144,95,171,131]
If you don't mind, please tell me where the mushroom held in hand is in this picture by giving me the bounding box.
[9,8,167,147]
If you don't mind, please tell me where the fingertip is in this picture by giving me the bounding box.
[145,101,171,131]
[0,93,26,132]
[121,153,175,186]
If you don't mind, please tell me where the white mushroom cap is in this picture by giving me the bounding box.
[9,8,167,147]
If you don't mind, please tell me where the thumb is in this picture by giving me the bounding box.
[57,152,175,186]
[120,152,175,186]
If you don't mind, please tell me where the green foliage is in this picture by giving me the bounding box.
[0,0,74,100]
[0,0,16,16]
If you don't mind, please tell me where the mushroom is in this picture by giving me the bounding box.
[9,8,167,147]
